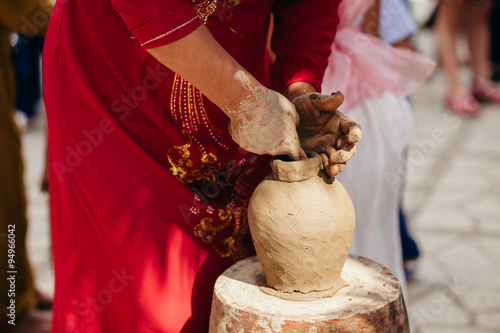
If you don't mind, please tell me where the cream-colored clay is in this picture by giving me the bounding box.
[226,71,301,160]
[248,152,356,300]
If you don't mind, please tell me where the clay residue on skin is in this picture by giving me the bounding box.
[225,71,300,159]
[233,70,252,92]
[349,126,362,143]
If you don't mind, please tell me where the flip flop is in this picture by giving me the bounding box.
[473,81,500,103]
[444,93,480,116]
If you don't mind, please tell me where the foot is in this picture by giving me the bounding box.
[35,290,52,311]
[444,92,480,116]
[404,258,419,280]
[473,80,500,103]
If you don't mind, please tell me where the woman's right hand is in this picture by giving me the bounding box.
[226,71,304,161]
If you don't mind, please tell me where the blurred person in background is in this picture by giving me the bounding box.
[322,0,435,294]
[0,0,53,331]
[435,0,499,116]
[490,0,500,82]
[379,0,423,278]
[379,0,418,48]
[11,34,45,129]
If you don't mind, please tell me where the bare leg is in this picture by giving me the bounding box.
[436,1,481,114]
[466,1,492,84]
[435,1,466,95]
[465,1,500,102]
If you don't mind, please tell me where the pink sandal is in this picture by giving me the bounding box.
[473,80,500,103]
[444,93,480,116]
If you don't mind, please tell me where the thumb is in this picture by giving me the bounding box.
[310,91,344,113]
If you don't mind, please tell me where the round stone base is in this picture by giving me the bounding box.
[209,255,409,332]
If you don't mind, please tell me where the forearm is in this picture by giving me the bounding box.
[147,24,261,117]
[148,24,302,159]
[363,0,380,37]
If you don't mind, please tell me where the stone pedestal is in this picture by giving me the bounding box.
[209,255,409,332]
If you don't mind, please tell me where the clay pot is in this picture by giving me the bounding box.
[248,152,355,300]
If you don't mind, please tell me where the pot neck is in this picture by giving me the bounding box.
[271,152,323,182]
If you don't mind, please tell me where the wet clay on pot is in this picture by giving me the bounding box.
[248,152,355,301]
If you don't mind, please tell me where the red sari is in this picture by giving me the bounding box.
[43,0,339,331]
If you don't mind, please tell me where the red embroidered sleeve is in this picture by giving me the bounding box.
[271,0,341,92]
[111,0,202,48]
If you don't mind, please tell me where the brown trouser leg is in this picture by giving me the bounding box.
[0,71,37,329]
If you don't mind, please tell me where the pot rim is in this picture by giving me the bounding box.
[271,151,323,182]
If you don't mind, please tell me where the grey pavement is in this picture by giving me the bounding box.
[18,30,500,333]
[404,30,500,333]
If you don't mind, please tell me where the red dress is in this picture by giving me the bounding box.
[43,0,339,331]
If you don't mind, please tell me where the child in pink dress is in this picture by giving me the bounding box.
[322,0,435,295]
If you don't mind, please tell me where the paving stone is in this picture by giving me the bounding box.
[488,161,500,181]
[477,220,500,235]
[465,196,500,222]
[435,168,492,190]
[413,208,474,233]
[401,154,441,180]
[425,187,486,209]
[408,257,448,284]
[461,118,500,152]
[459,289,500,313]
[407,292,470,328]
[411,231,462,254]
[434,241,500,287]
[422,327,497,333]
[476,312,500,330]
[403,186,428,208]
[475,237,500,262]
[443,153,492,174]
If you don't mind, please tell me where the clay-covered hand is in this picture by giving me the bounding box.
[226,72,305,160]
[292,92,362,177]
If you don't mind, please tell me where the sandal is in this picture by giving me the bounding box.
[404,258,419,280]
[473,80,500,103]
[444,93,480,116]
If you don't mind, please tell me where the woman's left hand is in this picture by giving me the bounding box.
[292,91,362,177]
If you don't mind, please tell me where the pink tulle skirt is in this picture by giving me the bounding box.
[322,28,436,111]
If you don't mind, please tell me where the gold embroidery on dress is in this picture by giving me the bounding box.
[221,0,240,20]
[168,73,256,260]
[192,82,227,145]
[192,0,253,45]
[170,74,228,153]
[193,0,218,23]
[190,84,200,125]
[167,131,193,183]
[167,131,222,185]
[194,208,233,257]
